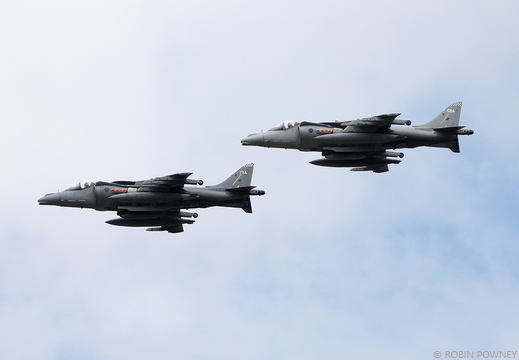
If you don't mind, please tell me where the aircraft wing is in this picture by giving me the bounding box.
[341,113,405,133]
[135,172,203,190]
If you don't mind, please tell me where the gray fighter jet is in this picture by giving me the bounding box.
[242,102,473,173]
[38,164,265,233]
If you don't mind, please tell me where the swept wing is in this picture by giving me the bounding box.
[133,173,203,190]
[339,113,410,133]
[107,172,205,232]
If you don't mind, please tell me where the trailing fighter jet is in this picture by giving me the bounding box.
[38,164,265,233]
[241,102,473,173]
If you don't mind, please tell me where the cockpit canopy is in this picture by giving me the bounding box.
[65,182,94,191]
[269,121,300,131]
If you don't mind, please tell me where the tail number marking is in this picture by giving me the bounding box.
[233,170,247,185]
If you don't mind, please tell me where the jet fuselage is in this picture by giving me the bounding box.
[241,123,470,152]
[38,164,265,233]
[241,102,473,172]
[38,183,262,211]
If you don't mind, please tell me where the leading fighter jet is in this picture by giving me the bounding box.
[242,102,473,173]
[38,164,264,233]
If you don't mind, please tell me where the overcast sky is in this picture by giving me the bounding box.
[1,1,518,359]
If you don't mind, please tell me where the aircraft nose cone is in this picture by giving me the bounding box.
[38,192,61,206]
[241,133,264,146]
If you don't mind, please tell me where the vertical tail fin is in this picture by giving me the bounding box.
[416,102,463,129]
[207,163,255,189]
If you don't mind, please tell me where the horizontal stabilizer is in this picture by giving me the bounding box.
[434,126,474,136]
[226,185,256,192]
[433,126,465,132]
